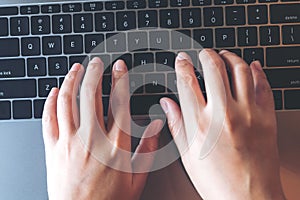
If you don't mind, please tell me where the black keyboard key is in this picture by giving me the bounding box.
[226,6,246,26]
[62,3,82,12]
[282,25,300,44]
[149,31,170,50]
[130,95,166,115]
[13,100,32,119]
[27,58,46,77]
[192,0,212,6]
[134,53,154,72]
[20,6,39,15]
[0,18,8,36]
[156,52,176,71]
[34,99,46,119]
[74,14,93,33]
[106,33,126,53]
[21,37,40,56]
[59,77,64,88]
[129,74,144,94]
[138,10,158,29]
[112,53,133,71]
[193,29,214,48]
[284,90,300,110]
[182,8,201,28]
[215,0,234,4]
[0,39,19,57]
[203,7,224,27]
[243,48,264,66]
[105,1,125,10]
[127,0,146,9]
[69,56,89,68]
[85,34,105,53]
[41,4,61,13]
[260,26,280,46]
[160,9,180,29]
[0,79,36,99]
[10,17,29,36]
[259,0,278,2]
[0,101,11,120]
[63,35,83,54]
[102,75,111,95]
[167,73,177,93]
[38,78,58,97]
[128,32,148,51]
[149,0,168,8]
[227,49,242,57]
[52,15,72,34]
[42,36,62,55]
[264,68,300,88]
[0,7,18,16]
[236,0,256,3]
[95,13,115,32]
[171,30,192,50]
[215,28,235,48]
[270,4,300,24]
[238,27,258,46]
[273,90,282,110]
[248,5,268,25]
[145,74,165,93]
[31,16,51,35]
[0,59,25,78]
[117,11,136,31]
[170,0,190,7]
[266,47,300,67]
[48,57,68,76]
[84,2,103,11]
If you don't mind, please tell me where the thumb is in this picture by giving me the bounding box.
[131,119,163,193]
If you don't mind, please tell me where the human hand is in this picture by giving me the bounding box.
[160,50,286,200]
[42,58,163,200]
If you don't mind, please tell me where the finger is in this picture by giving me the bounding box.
[132,119,163,193]
[42,88,59,148]
[160,98,188,154]
[199,49,232,107]
[250,61,274,111]
[57,63,82,138]
[107,60,131,151]
[175,52,206,130]
[219,50,255,104]
[80,57,104,130]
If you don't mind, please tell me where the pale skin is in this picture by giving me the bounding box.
[42,49,286,200]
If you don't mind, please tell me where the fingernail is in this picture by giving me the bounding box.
[252,60,262,71]
[90,57,101,64]
[49,88,58,96]
[177,52,190,61]
[219,49,229,55]
[160,99,169,114]
[114,60,126,71]
[70,63,81,71]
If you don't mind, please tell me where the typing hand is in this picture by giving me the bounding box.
[160,50,286,200]
[42,58,163,200]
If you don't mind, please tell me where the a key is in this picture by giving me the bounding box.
[129,74,144,94]
[42,36,62,55]
[0,18,8,36]
[226,49,242,57]
[264,68,300,88]
[106,33,126,52]
[138,10,158,29]
[41,4,61,13]
[243,48,264,66]
[69,56,89,68]
[273,90,282,110]
[192,0,212,6]
[95,13,115,32]
[145,74,165,93]
[85,34,105,53]
[34,99,46,118]
[38,78,57,97]
[48,57,68,76]
[193,29,214,48]
[170,0,190,7]
[134,53,154,72]
[181,8,201,28]
[266,46,300,67]
[236,0,256,3]
[203,7,224,27]
[0,59,25,78]
[21,37,40,56]
[226,6,246,25]
[214,0,234,4]
[117,11,136,31]
[63,35,83,54]
[238,27,258,46]
[0,79,36,99]
[149,0,168,8]
[282,25,300,44]
[102,75,112,95]
[13,100,32,119]
[156,52,176,71]
[62,3,82,12]
[248,5,268,25]
[112,53,133,71]
[27,58,46,77]
[20,6,39,15]
[160,9,180,29]
[0,7,18,16]
[149,31,170,50]
[270,4,300,24]
[31,16,50,34]
[10,17,29,36]
[84,2,103,11]
[284,90,300,110]
[215,28,235,48]
[167,73,177,93]
[171,30,192,50]
[105,1,125,10]
[52,15,72,34]
[127,0,146,9]
[0,101,11,120]
[128,32,148,51]
[259,0,278,2]
[94,55,111,74]
[73,14,93,33]
[0,39,20,57]
[260,26,280,46]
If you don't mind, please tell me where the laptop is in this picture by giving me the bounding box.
[0,0,299,199]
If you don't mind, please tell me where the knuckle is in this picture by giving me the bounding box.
[178,72,197,87]
[65,71,77,81]
[58,91,72,105]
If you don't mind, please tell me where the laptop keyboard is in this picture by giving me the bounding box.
[0,0,299,120]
